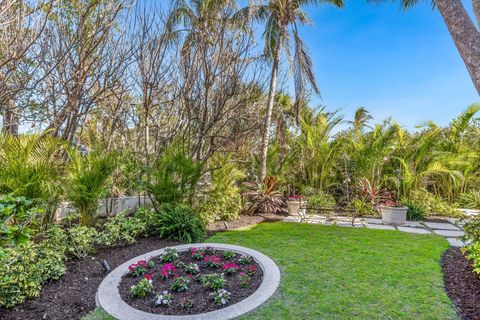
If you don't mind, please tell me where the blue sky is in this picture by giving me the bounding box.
[287,0,479,129]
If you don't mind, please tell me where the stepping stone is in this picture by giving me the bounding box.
[363,218,383,225]
[284,217,301,223]
[397,227,432,234]
[423,222,461,230]
[403,221,423,228]
[364,224,395,230]
[446,238,464,247]
[432,230,465,237]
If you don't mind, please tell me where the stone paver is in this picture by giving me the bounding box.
[446,238,464,247]
[432,230,465,237]
[423,222,461,230]
[397,227,431,234]
[363,218,383,225]
[283,214,466,247]
[402,221,423,228]
[364,224,396,230]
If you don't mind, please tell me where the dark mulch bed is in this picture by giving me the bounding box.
[442,247,480,320]
[119,249,262,315]
[0,237,180,320]
[0,214,278,320]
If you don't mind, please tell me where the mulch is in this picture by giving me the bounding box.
[119,249,262,315]
[0,214,276,320]
[442,247,480,320]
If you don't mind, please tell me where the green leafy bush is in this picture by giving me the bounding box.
[0,194,42,258]
[98,212,147,246]
[408,189,461,217]
[143,144,202,206]
[66,147,117,226]
[462,216,480,274]
[199,155,245,222]
[401,200,426,221]
[133,207,160,236]
[352,199,375,217]
[458,191,480,209]
[304,189,336,209]
[65,225,98,258]
[0,225,67,308]
[156,203,206,243]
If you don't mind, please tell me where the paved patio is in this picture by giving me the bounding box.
[284,215,466,247]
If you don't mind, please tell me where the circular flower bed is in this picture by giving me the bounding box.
[96,243,280,320]
[118,246,263,315]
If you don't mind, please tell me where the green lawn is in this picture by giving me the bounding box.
[85,222,458,320]
[208,222,458,320]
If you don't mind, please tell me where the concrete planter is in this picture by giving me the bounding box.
[96,243,281,320]
[286,200,307,216]
[380,206,407,225]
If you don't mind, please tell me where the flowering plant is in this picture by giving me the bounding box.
[237,255,252,265]
[128,260,154,277]
[246,265,258,276]
[287,194,303,201]
[199,273,225,290]
[210,289,231,306]
[204,246,215,255]
[180,296,194,310]
[190,247,205,260]
[222,262,239,275]
[130,275,154,298]
[222,250,236,261]
[161,248,179,262]
[170,276,190,292]
[204,255,222,268]
[182,262,200,275]
[161,263,177,279]
[239,272,250,288]
[155,290,172,307]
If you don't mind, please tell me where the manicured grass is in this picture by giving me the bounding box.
[207,222,458,320]
[84,222,458,319]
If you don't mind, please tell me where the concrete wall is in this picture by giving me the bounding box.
[54,196,152,221]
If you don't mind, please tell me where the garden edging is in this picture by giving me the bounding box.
[96,243,281,320]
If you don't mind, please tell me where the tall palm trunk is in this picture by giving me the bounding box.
[435,0,480,94]
[259,37,282,182]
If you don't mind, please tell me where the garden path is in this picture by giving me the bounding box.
[284,215,466,247]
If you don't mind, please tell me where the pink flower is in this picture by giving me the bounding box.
[144,274,153,281]
[204,255,221,263]
[138,260,147,267]
[161,263,177,278]
[128,265,134,271]
[222,263,239,270]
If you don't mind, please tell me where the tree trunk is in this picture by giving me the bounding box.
[259,37,282,182]
[435,0,480,95]
[2,99,19,136]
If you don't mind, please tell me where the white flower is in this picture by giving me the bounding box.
[221,298,226,305]
[163,299,168,304]
[163,290,168,295]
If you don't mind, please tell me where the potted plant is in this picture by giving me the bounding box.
[380,200,408,225]
[286,194,304,216]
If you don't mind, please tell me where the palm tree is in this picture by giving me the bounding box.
[369,0,480,95]
[240,0,344,182]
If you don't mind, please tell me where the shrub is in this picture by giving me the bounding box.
[243,176,285,215]
[352,199,375,217]
[462,216,480,274]
[458,191,480,209]
[66,147,117,226]
[65,225,98,258]
[408,189,461,217]
[130,276,154,298]
[133,207,159,236]
[98,212,147,246]
[199,273,225,290]
[401,200,426,221]
[143,143,202,206]
[169,276,190,292]
[199,155,245,222]
[156,203,206,243]
[304,189,336,212]
[0,225,67,308]
[0,194,42,258]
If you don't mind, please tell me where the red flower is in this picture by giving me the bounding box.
[138,260,147,267]
[222,262,239,270]
[144,274,153,281]
[128,265,134,271]
[161,263,177,278]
